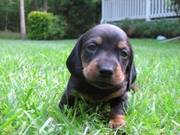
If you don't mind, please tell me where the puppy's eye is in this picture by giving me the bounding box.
[86,43,98,52]
[120,49,128,59]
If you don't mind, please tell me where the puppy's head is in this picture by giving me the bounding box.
[66,24,136,90]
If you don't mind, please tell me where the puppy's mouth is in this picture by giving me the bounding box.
[89,80,115,89]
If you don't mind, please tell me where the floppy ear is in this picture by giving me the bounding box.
[66,35,83,77]
[126,45,137,91]
[127,62,137,90]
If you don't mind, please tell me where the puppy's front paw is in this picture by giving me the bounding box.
[109,115,126,129]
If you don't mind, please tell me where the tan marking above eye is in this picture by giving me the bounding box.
[95,37,103,45]
[117,41,127,49]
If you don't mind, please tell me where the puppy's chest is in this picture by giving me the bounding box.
[72,86,126,103]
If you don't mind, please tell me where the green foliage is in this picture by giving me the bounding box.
[0,0,19,31]
[0,0,101,38]
[27,11,66,40]
[48,0,101,38]
[171,0,180,15]
[0,39,179,134]
[114,19,180,38]
[47,15,67,39]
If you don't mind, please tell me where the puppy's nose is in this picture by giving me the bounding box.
[99,65,114,76]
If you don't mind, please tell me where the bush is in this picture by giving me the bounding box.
[27,11,67,40]
[114,19,180,38]
[48,0,101,38]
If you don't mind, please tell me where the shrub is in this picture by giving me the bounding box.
[47,15,67,39]
[49,0,101,38]
[27,11,66,40]
[114,19,180,38]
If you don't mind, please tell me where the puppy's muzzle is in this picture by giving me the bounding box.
[97,58,117,77]
[91,61,117,89]
[98,63,115,77]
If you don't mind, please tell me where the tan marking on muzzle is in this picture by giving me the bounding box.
[112,64,125,85]
[83,59,98,81]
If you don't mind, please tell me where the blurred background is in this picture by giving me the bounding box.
[0,0,179,40]
[0,0,101,39]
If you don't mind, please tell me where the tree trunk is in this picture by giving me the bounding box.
[43,0,48,12]
[5,11,8,31]
[20,0,26,39]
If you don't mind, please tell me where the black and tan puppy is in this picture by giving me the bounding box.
[59,24,137,129]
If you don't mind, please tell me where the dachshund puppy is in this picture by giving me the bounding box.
[59,24,137,129]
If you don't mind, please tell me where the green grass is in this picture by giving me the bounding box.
[0,39,179,135]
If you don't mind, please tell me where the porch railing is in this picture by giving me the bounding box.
[101,0,178,23]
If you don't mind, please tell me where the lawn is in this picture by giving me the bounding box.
[0,39,179,135]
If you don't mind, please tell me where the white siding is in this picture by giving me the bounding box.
[101,0,178,22]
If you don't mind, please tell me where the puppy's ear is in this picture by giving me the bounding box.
[127,62,137,90]
[66,35,83,77]
[126,44,137,91]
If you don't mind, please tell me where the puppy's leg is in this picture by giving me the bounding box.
[109,93,128,129]
[59,77,76,109]
[59,90,75,109]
